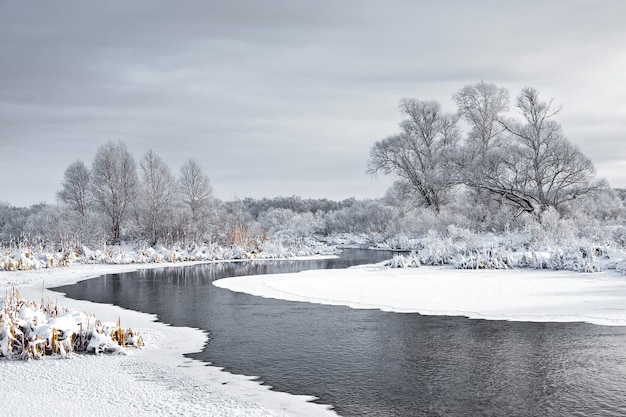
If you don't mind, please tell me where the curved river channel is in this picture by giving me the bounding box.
[53,249,626,417]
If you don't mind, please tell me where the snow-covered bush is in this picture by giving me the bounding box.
[259,209,323,241]
[0,286,143,359]
[379,234,423,251]
[322,200,401,237]
[546,247,604,272]
[0,246,75,271]
[0,236,339,271]
[454,249,512,270]
[377,226,620,274]
[562,187,625,224]
[419,229,455,265]
[522,207,577,249]
[384,252,421,268]
[610,226,626,249]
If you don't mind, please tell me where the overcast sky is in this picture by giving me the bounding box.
[1,0,625,207]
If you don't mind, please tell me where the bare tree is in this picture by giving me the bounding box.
[0,201,15,244]
[383,180,418,217]
[91,140,138,243]
[57,159,91,227]
[454,81,509,152]
[139,149,175,246]
[179,158,214,242]
[480,87,600,215]
[453,82,511,218]
[367,98,460,211]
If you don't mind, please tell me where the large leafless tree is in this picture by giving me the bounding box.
[482,87,600,215]
[453,82,511,216]
[56,159,92,226]
[367,98,461,211]
[140,149,176,246]
[91,140,138,243]
[370,85,603,219]
[179,158,214,242]
[454,81,509,154]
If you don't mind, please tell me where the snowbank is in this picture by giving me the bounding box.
[0,240,338,271]
[214,264,626,326]
[0,262,338,417]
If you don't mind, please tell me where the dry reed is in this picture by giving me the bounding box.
[0,285,143,360]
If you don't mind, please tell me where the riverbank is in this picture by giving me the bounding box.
[215,264,626,326]
[0,262,339,417]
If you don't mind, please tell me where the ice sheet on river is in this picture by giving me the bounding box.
[214,265,626,326]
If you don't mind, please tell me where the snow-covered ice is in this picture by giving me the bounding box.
[0,263,338,417]
[215,264,626,326]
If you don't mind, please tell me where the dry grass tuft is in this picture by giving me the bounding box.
[0,285,143,360]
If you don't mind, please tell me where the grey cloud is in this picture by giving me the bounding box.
[1,0,625,206]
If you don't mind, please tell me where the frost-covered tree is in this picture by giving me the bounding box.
[139,150,176,246]
[562,185,624,223]
[454,81,509,153]
[0,204,38,245]
[0,202,11,236]
[258,208,323,240]
[56,160,92,231]
[383,181,418,217]
[258,208,296,235]
[179,158,214,243]
[219,199,262,246]
[243,196,351,219]
[483,87,601,215]
[0,202,18,244]
[91,140,138,243]
[23,204,73,249]
[322,199,399,236]
[367,98,461,211]
[452,82,512,225]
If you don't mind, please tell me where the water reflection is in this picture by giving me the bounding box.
[53,250,626,417]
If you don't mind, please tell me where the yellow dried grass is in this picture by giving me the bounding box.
[0,285,144,360]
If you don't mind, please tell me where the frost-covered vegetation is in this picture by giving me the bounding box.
[0,239,336,271]
[0,142,341,270]
[0,286,143,359]
[1,83,626,274]
[381,225,626,274]
[362,81,626,273]
[2,189,625,274]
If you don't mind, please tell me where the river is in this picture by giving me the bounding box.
[52,249,626,417]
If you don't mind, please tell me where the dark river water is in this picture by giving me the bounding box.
[53,249,626,417]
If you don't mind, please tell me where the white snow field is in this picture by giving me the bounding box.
[0,263,338,417]
[215,264,626,326]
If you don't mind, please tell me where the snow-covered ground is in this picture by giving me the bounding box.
[215,264,626,326]
[4,250,626,417]
[0,262,338,417]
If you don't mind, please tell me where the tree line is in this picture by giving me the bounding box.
[1,82,624,252]
[0,140,415,249]
[52,140,216,246]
